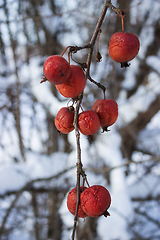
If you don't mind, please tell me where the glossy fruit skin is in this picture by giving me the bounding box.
[92,99,118,130]
[43,55,71,85]
[56,65,86,99]
[55,107,74,134]
[108,32,140,63]
[78,110,100,136]
[67,186,88,218]
[80,185,111,218]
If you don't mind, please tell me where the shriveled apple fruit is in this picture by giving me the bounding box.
[67,186,88,218]
[43,55,71,84]
[108,32,140,67]
[80,185,111,217]
[78,110,100,136]
[92,99,118,131]
[55,106,75,134]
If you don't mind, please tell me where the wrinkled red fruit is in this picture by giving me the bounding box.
[108,32,140,66]
[81,185,111,218]
[92,99,118,131]
[67,186,88,218]
[43,55,71,85]
[55,106,75,134]
[78,110,100,136]
[56,65,86,99]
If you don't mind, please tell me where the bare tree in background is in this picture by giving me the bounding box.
[0,0,160,239]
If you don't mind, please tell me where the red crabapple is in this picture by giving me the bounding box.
[43,55,71,84]
[55,106,74,134]
[108,32,140,67]
[67,186,88,218]
[92,99,118,131]
[78,110,100,136]
[56,65,86,99]
[80,185,111,218]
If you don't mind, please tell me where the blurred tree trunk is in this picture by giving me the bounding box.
[0,0,160,239]
[47,191,63,240]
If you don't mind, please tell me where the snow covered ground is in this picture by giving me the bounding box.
[0,0,160,239]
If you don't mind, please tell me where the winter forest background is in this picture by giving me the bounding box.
[0,0,160,239]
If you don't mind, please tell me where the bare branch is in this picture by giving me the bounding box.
[0,166,75,234]
[88,156,160,174]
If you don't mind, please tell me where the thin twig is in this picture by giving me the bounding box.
[4,1,26,162]
[107,2,125,17]
[88,156,160,174]
[88,75,106,98]
[0,166,75,234]
[85,0,111,79]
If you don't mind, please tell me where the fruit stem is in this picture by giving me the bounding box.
[120,10,124,32]
[40,76,48,83]
[82,178,85,189]
[80,105,84,112]
[85,178,90,188]
[68,51,71,65]
[103,90,106,99]
[61,46,71,57]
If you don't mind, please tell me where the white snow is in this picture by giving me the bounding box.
[0,151,69,195]
[0,166,27,195]
[146,55,160,74]
[1,0,160,239]
[118,70,160,125]
[92,131,133,240]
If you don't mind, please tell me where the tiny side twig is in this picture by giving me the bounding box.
[88,75,106,98]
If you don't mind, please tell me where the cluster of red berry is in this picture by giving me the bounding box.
[67,185,111,218]
[42,21,140,219]
[42,55,116,218]
[43,55,118,135]
[54,98,118,135]
[43,55,86,98]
